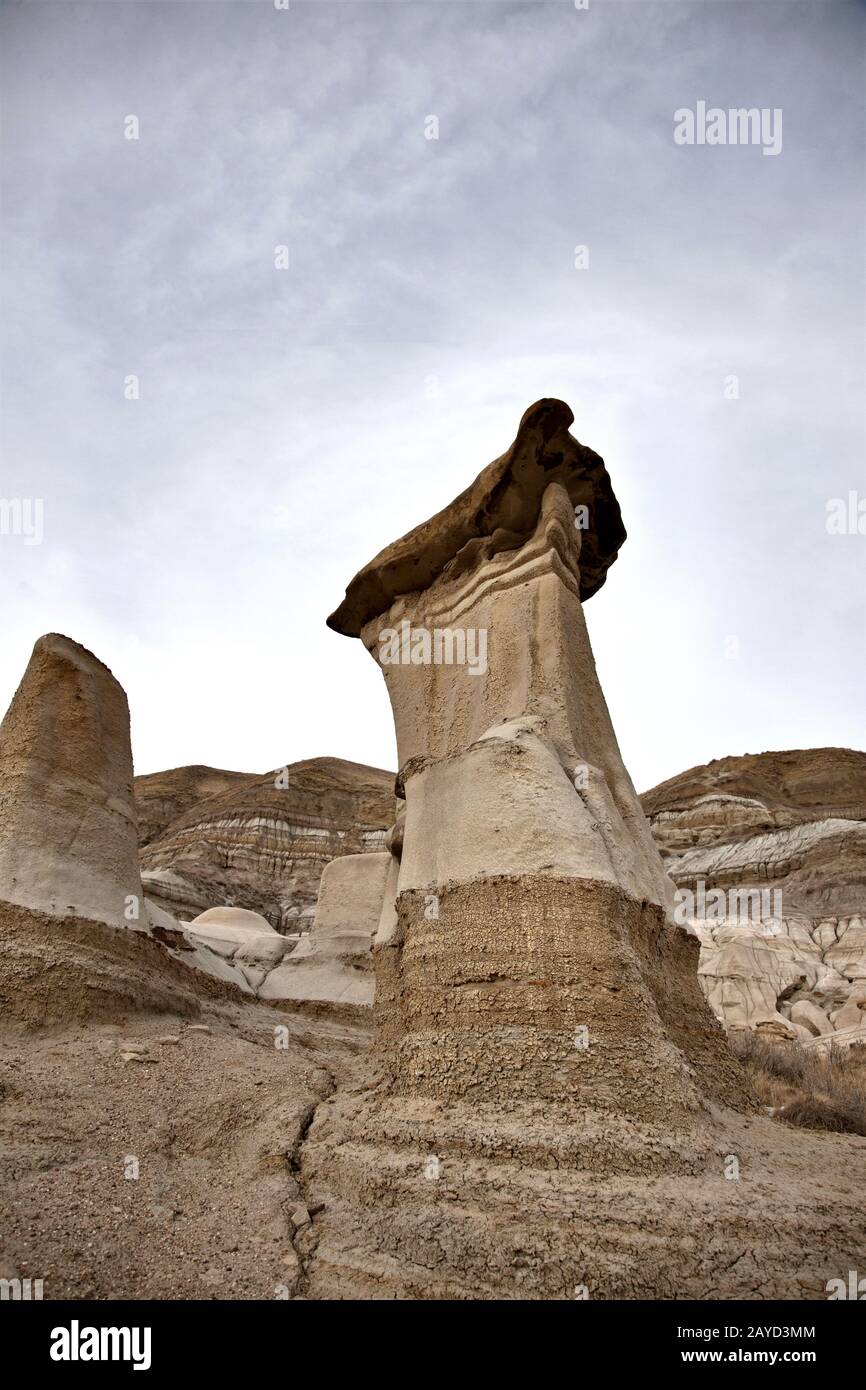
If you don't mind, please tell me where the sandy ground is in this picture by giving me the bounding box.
[2,902,865,1301]
[0,902,371,1300]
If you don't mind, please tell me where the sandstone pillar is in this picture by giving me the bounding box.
[328,399,743,1121]
[0,634,142,927]
[297,403,862,1301]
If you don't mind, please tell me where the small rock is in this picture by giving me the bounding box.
[282,1250,299,1269]
[186,1024,211,1035]
[119,1041,147,1053]
[120,1052,152,1064]
[157,1036,181,1046]
[290,1204,311,1230]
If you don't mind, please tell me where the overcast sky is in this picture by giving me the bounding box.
[1,0,863,793]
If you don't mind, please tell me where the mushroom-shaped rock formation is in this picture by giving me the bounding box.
[0,634,142,927]
[327,399,729,1113]
[293,402,866,1300]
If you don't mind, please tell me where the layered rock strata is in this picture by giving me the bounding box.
[135,765,258,848]
[0,635,142,927]
[289,401,866,1299]
[641,750,866,1047]
[138,758,394,929]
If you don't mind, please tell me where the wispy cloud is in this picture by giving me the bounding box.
[1,0,863,789]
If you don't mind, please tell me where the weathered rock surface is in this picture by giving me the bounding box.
[162,905,296,996]
[643,748,866,916]
[0,897,233,1029]
[135,765,258,848]
[293,400,866,1300]
[0,634,142,927]
[259,852,390,1006]
[144,865,391,1006]
[327,397,625,636]
[137,757,395,929]
[641,750,866,1046]
[0,978,371,1297]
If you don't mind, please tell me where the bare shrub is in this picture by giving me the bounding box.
[730,1031,866,1137]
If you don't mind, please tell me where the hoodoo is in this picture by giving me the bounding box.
[0,634,142,927]
[328,397,737,1117]
[297,401,838,1300]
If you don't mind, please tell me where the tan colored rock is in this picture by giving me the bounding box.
[832,990,866,1031]
[824,918,866,983]
[327,397,625,637]
[0,634,142,927]
[299,852,391,961]
[790,999,833,1037]
[641,752,866,1038]
[258,851,391,1006]
[356,459,729,1112]
[137,756,394,928]
[698,927,822,1032]
[134,765,257,847]
[180,906,293,992]
[300,401,791,1300]
[187,905,279,937]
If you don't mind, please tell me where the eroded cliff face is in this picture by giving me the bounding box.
[136,757,395,931]
[640,749,866,1045]
[135,766,258,848]
[135,745,866,1041]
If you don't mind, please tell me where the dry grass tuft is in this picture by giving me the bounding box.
[730,1031,866,1137]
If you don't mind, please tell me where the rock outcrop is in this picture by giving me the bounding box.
[327,396,626,637]
[326,402,731,1119]
[0,636,239,1029]
[135,766,258,848]
[258,852,391,1006]
[0,635,142,927]
[138,757,395,929]
[290,401,866,1299]
[179,905,296,995]
[641,750,866,1048]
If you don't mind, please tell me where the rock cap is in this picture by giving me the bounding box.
[327,399,625,637]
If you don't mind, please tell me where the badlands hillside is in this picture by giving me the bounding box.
[643,746,866,917]
[136,758,395,930]
[135,766,259,848]
[642,748,866,1047]
[132,744,866,1050]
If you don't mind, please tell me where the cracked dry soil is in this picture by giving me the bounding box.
[0,998,370,1300]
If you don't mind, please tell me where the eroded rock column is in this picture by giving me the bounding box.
[0,634,142,927]
[328,400,743,1122]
